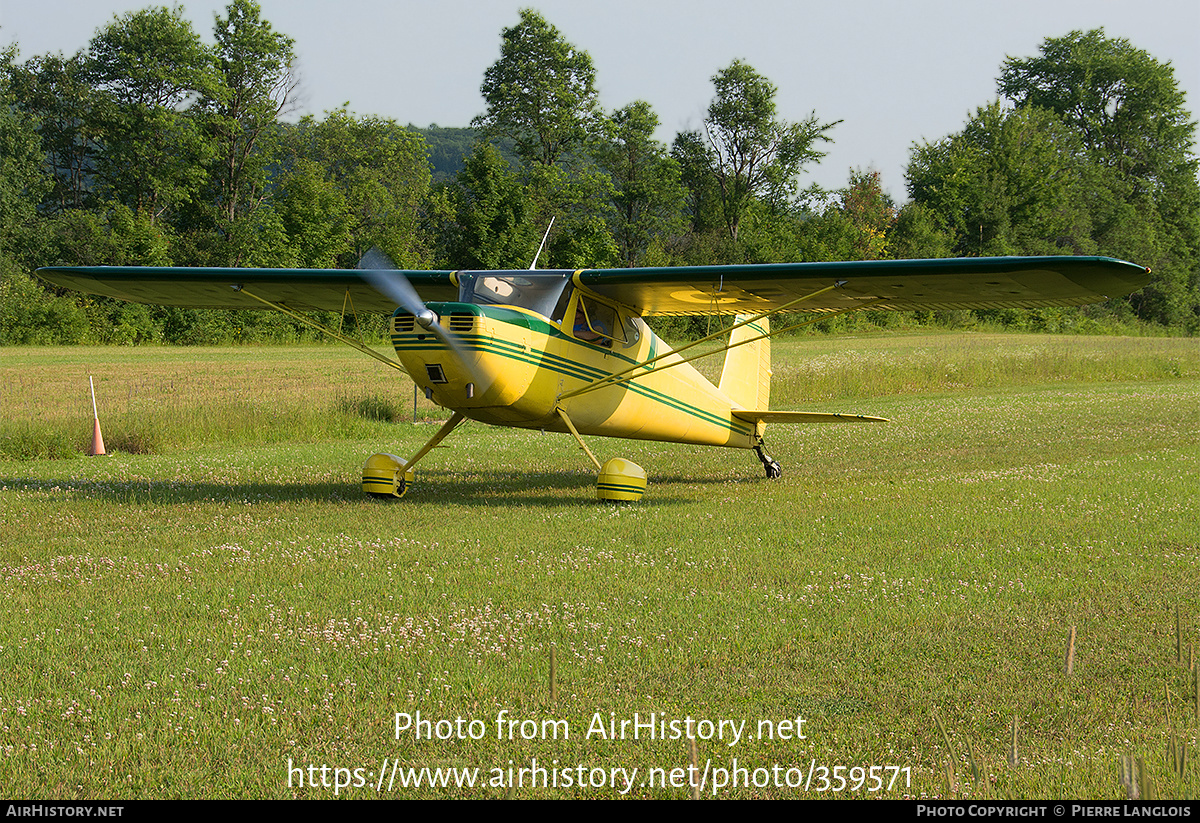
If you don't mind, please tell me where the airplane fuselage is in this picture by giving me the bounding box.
[390,298,758,449]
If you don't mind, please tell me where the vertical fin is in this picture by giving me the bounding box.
[718,314,771,410]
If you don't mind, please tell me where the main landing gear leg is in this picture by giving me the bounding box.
[754,443,782,479]
[362,411,466,499]
[557,408,647,502]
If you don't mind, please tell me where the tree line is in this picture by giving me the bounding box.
[1,3,1197,344]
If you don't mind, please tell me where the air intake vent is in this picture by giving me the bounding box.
[449,313,475,332]
[393,315,415,333]
[425,364,448,384]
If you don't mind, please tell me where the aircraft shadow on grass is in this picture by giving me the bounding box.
[0,468,733,508]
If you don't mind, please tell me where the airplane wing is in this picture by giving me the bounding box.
[35,266,458,312]
[37,255,1149,317]
[576,256,1151,316]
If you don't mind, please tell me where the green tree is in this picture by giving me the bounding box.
[679,60,836,244]
[4,52,98,213]
[837,169,895,260]
[0,49,78,345]
[285,111,433,268]
[82,6,221,221]
[473,9,598,167]
[417,125,487,182]
[205,0,296,226]
[538,172,620,269]
[442,143,537,270]
[671,129,724,238]
[0,48,51,261]
[1,258,88,345]
[273,158,352,268]
[998,30,1200,326]
[906,102,1090,257]
[888,202,954,260]
[591,102,685,267]
[999,30,1196,198]
[467,10,620,268]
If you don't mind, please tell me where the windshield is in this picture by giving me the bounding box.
[458,271,573,320]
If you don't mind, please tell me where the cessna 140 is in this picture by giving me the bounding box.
[37,254,1149,501]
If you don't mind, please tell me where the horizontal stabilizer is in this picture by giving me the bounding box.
[732,410,889,424]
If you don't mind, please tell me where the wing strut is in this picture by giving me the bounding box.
[404,411,467,471]
[633,298,884,391]
[233,284,406,374]
[338,288,359,334]
[558,281,846,401]
[560,292,884,400]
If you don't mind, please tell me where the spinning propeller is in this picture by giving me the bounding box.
[357,248,488,395]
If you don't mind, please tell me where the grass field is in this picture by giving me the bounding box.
[1,332,1198,799]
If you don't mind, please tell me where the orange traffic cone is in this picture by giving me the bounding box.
[89,375,106,456]
[90,416,106,456]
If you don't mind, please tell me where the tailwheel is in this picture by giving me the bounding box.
[754,444,782,479]
[362,453,415,499]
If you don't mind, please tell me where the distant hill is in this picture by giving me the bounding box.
[409,126,479,182]
[408,126,520,182]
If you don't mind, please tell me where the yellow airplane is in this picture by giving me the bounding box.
[37,255,1150,501]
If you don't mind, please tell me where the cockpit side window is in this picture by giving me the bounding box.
[570,295,635,349]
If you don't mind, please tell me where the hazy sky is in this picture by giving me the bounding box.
[3,0,1198,199]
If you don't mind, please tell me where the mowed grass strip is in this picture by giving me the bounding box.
[0,333,1197,798]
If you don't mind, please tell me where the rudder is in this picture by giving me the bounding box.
[718,314,771,410]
